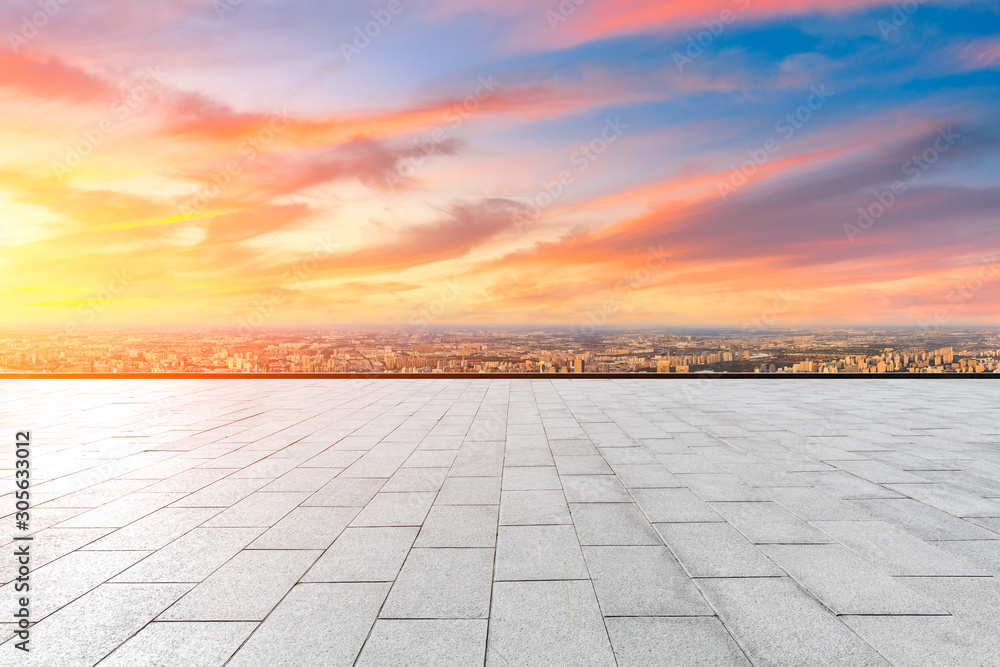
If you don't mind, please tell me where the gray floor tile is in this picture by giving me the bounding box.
[570,503,661,546]
[495,525,589,581]
[303,526,418,582]
[488,580,617,667]
[844,615,1000,667]
[812,520,987,576]
[159,549,320,620]
[612,464,683,489]
[112,526,264,583]
[416,505,499,547]
[502,466,562,491]
[562,475,632,503]
[760,544,943,615]
[228,583,389,666]
[57,492,186,528]
[357,619,488,667]
[710,502,832,544]
[698,577,890,667]
[499,490,572,525]
[583,545,711,616]
[203,491,309,527]
[554,455,613,475]
[605,617,751,666]
[81,507,219,551]
[1,550,150,620]
[304,477,386,506]
[656,522,783,577]
[351,492,436,527]
[0,583,191,667]
[99,621,256,667]
[631,488,723,523]
[249,506,358,549]
[436,476,502,505]
[381,548,494,619]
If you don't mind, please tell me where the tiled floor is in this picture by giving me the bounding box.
[2,379,1000,666]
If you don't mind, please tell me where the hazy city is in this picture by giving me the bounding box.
[3,327,999,375]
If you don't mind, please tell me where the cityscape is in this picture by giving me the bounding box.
[3,327,999,375]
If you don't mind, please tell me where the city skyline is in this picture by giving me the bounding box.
[2,1,1000,329]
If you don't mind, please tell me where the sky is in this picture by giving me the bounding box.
[1,0,999,332]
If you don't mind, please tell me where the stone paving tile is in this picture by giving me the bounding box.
[99,621,257,667]
[569,503,662,546]
[81,507,220,551]
[260,466,342,492]
[159,549,320,620]
[843,615,1000,667]
[227,583,389,667]
[436,475,502,505]
[381,466,449,492]
[760,544,943,615]
[562,475,632,503]
[884,483,1000,517]
[488,580,617,667]
[499,489,573,525]
[811,520,987,576]
[656,522,783,578]
[932,539,1000,576]
[501,466,562,491]
[9,379,1000,665]
[711,502,833,544]
[553,455,613,476]
[57,492,186,528]
[0,583,191,667]
[202,491,309,527]
[611,463,683,489]
[698,577,890,667]
[381,548,494,619]
[170,477,270,508]
[415,505,499,547]
[112,526,264,583]
[495,525,589,581]
[350,491,436,527]
[676,473,768,502]
[583,545,712,616]
[303,526,418,582]
[852,497,999,541]
[1,550,150,620]
[631,487,723,523]
[357,619,488,667]
[763,486,875,521]
[249,506,358,549]
[605,617,751,666]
